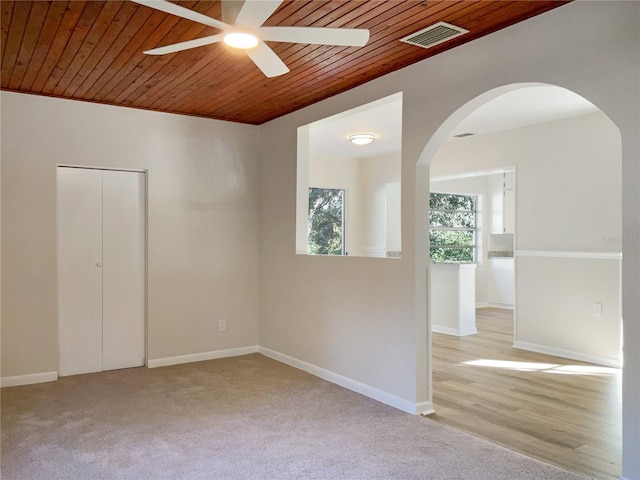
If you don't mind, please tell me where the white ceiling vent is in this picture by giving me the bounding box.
[400,22,469,50]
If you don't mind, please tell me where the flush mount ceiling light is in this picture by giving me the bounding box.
[349,133,376,146]
[223,31,259,50]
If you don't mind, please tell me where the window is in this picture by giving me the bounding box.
[308,188,345,255]
[429,193,478,262]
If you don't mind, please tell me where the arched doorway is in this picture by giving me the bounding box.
[417,83,623,479]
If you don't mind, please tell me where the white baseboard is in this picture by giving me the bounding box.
[259,346,427,415]
[0,347,438,418]
[513,341,620,368]
[147,345,259,368]
[1,371,58,388]
[432,325,478,337]
[417,402,436,416]
[2,346,261,385]
[475,302,489,308]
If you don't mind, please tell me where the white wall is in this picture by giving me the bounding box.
[432,112,622,366]
[432,113,621,252]
[516,255,621,364]
[357,154,401,256]
[258,3,639,477]
[430,174,490,305]
[386,181,401,253]
[1,92,260,377]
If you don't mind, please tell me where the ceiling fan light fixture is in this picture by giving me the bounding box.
[349,133,376,146]
[223,31,259,49]
[131,0,370,77]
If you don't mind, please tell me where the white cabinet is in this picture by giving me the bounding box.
[57,167,146,376]
[489,171,516,234]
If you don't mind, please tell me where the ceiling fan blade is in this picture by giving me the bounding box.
[246,41,289,78]
[260,27,370,47]
[131,0,229,31]
[144,34,224,55]
[235,0,283,28]
[221,0,245,24]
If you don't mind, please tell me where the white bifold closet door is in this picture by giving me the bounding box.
[58,167,145,376]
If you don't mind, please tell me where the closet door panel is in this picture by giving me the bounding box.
[57,167,104,376]
[102,170,146,370]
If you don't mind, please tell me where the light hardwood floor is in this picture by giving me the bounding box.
[428,308,621,480]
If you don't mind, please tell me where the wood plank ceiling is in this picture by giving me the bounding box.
[1,1,568,125]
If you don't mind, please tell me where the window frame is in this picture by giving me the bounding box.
[429,193,479,263]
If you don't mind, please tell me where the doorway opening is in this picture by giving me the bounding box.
[420,83,623,479]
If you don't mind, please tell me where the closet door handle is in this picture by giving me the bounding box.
[96,262,102,268]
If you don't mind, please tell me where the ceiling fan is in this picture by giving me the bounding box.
[131,0,370,78]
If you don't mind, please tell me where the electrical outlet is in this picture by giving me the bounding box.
[592,303,602,317]
[218,319,227,332]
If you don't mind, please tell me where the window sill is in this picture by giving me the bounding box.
[431,261,479,265]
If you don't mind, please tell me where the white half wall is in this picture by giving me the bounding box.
[516,255,621,366]
[430,263,478,336]
[0,92,261,378]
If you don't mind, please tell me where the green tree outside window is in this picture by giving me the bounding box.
[429,193,478,262]
[308,188,345,255]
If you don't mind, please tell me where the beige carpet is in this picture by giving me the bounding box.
[1,354,588,479]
